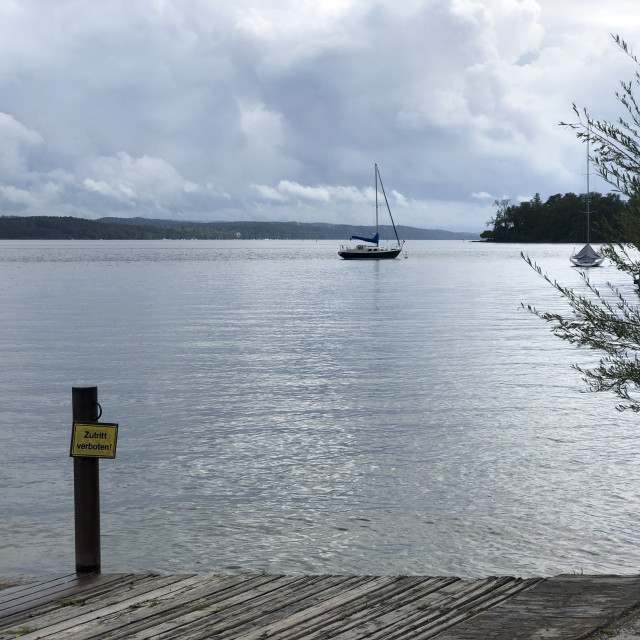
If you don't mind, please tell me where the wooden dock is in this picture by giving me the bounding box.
[2,572,640,639]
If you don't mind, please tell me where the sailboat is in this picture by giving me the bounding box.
[338,163,405,260]
[570,132,604,267]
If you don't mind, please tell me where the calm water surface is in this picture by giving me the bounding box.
[1,239,639,580]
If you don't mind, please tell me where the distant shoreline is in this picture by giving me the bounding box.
[0,215,481,241]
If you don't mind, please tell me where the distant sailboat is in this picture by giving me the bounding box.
[338,164,404,260]
[570,131,604,267]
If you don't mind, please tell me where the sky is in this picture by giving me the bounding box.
[2,0,640,232]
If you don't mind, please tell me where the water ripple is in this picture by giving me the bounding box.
[2,240,640,580]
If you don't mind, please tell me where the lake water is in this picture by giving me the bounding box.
[1,239,640,581]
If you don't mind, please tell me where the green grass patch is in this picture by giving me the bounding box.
[57,598,86,606]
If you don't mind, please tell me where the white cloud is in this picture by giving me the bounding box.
[83,178,135,201]
[239,102,284,148]
[278,181,331,202]
[0,112,43,176]
[450,0,543,62]
[251,184,288,201]
[472,191,494,200]
[82,152,190,203]
[392,190,408,206]
[1,185,38,207]
[252,180,394,206]
[183,182,199,194]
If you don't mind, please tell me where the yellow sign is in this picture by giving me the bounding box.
[70,422,118,459]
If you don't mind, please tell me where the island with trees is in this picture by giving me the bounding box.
[480,192,627,242]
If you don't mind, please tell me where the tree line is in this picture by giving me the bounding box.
[0,216,479,241]
[481,191,627,242]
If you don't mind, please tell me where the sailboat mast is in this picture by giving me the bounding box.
[375,163,379,246]
[586,131,590,243]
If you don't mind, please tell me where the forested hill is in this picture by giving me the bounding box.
[0,216,480,240]
[481,192,627,242]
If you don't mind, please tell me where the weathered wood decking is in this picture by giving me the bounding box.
[2,572,640,639]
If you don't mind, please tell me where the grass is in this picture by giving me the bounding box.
[57,598,86,606]
[5,628,36,636]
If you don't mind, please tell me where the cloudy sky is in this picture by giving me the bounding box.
[2,0,640,232]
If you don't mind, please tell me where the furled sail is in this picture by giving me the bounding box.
[350,232,379,245]
[573,243,602,264]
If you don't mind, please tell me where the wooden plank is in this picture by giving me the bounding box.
[409,577,541,640]
[320,577,529,640]
[105,576,397,640]
[103,576,367,640]
[3,574,640,640]
[0,574,100,612]
[163,576,393,640]
[49,574,269,640]
[1,575,205,640]
[26,574,294,640]
[0,574,196,636]
[168,576,366,640]
[222,576,403,640]
[225,577,534,640]
[121,575,344,640]
[0,573,135,623]
[70,574,317,640]
[435,575,640,640]
[278,576,459,640]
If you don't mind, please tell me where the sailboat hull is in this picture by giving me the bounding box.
[570,243,604,267]
[570,255,604,267]
[338,246,402,260]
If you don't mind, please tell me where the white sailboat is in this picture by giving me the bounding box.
[338,163,404,260]
[570,132,604,267]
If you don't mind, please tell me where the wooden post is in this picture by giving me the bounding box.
[72,386,101,573]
